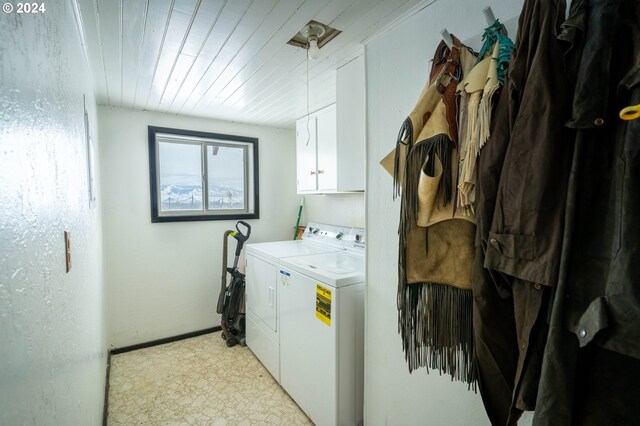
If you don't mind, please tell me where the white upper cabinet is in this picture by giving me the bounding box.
[295,54,365,194]
[316,104,338,191]
[296,104,338,193]
[296,114,318,192]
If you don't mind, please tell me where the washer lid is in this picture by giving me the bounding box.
[280,251,364,287]
[246,240,339,263]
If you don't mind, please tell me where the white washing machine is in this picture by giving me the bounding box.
[244,223,360,382]
[278,237,365,426]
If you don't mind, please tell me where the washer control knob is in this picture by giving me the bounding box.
[336,233,343,239]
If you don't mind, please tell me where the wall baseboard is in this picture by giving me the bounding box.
[109,326,221,355]
[102,351,111,426]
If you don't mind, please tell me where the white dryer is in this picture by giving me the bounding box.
[278,236,365,426]
[244,223,357,382]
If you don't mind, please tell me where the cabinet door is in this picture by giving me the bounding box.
[245,255,277,332]
[296,115,317,192]
[316,104,337,191]
[280,269,337,426]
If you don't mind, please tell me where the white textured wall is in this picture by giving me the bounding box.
[99,107,300,348]
[0,1,106,425]
[301,193,365,228]
[364,1,531,425]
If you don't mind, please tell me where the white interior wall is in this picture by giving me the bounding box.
[99,107,300,348]
[0,1,106,424]
[301,193,365,228]
[364,1,532,425]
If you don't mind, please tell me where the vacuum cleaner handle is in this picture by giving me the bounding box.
[217,229,234,314]
[233,221,251,256]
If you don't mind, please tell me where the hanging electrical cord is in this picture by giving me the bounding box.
[305,48,311,147]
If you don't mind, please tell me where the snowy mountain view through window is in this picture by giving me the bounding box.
[149,126,259,222]
[207,145,245,211]
[159,141,203,211]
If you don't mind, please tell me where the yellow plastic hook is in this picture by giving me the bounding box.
[619,104,640,121]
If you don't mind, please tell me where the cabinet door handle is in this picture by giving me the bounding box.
[317,169,324,174]
[310,170,315,175]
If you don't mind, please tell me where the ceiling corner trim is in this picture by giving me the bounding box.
[69,0,97,95]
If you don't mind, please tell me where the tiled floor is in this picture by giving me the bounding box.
[107,332,313,425]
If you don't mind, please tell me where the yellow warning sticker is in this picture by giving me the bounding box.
[316,284,332,326]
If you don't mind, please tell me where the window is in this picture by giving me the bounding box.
[148,126,259,222]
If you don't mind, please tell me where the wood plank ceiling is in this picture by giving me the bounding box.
[76,0,428,128]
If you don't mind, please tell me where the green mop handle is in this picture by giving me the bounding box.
[293,197,304,240]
